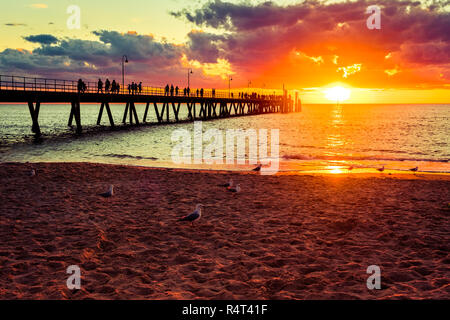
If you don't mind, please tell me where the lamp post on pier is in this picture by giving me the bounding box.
[187,69,193,90]
[228,76,233,98]
[121,55,128,93]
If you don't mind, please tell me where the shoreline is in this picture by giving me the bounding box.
[0,162,449,299]
[4,160,450,181]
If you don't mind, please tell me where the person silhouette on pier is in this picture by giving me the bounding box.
[138,82,142,94]
[200,88,204,98]
[111,80,117,94]
[97,79,103,93]
[175,86,179,96]
[183,88,187,96]
[196,89,199,97]
[105,79,111,93]
[165,84,169,96]
[170,85,174,96]
[128,83,131,94]
[78,79,83,93]
[187,87,190,97]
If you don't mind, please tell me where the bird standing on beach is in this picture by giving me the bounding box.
[377,166,385,173]
[99,185,114,198]
[179,204,204,226]
[29,169,37,177]
[253,164,262,172]
[228,184,241,193]
[410,167,419,172]
[219,179,234,188]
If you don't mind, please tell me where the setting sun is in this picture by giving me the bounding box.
[325,86,351,103]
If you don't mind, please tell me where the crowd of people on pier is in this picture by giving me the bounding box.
[76,78,283,101]
[164,84,212,98]
[97,78,121,94]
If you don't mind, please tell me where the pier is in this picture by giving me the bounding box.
[0,75,301,137]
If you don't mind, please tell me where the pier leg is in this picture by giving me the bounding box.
[212,103,217,118]
[105,103,115,127]
[172,103,180,122]
[27,102,41,136]
[160,103,166,122]
[97,102,105,125]
[131,102,139,124]
[166,102,170,123]
[154,103,162,123]
[123,102,129,124]
[187,103,193,121]
[68,102,75,126]
[199,103,204,120]
[129,102,133,125]
[74,102,82,134]
[143,103,150,122]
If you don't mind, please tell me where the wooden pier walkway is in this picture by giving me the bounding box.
[0,75,301,137]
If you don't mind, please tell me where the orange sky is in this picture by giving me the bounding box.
[0,0,449,103]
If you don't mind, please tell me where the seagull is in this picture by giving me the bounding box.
[99,185,114,198]
[228,184,241,193]
[377,166,385,173]
[410,167,419,172]
[179,204,204,226]
[29,169,37,177]
[219,179,234,188]
[252,164,262,172]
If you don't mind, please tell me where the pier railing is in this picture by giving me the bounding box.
[0,75,277,100]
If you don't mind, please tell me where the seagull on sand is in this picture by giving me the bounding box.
[219,179,234,188]
[29,168,37,177]
[99,185,114,198]
[377,166,385,173]
[252,164,262,172]
[410,166,419,172]
[228,184,241,193]
[179,204,204,226]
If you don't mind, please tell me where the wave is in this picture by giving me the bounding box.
[282,153,450,163]
[103,154,158,161]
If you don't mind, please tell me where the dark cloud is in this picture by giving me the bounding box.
[5,23,27,27]
[24,34,59,45]
[186,31,226,63]
[173,0,450,84]
[0,30,184,83]
[171,0,312,31]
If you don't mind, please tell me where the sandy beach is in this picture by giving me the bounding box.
[0,162,448,300]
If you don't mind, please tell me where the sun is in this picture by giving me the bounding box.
[325,86,351,103]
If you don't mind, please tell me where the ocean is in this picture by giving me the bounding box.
[0,103,448,174]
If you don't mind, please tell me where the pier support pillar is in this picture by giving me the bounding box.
[123,102,139,125]
[27,101,41,137]
[68,101,82,133]
[97,102,115,127]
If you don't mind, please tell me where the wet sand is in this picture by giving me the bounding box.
[0,162,449,300]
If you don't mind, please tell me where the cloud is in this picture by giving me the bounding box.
[0,30,194,85]
[337,64,362,78]
[1,0,449,89]
[172,0,450,88]
[29,4,48,9]
[385,66,400,76]
[294,51,324,65]
[24,34,59,45]
[4,23,27,27]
